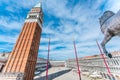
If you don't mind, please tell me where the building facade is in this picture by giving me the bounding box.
[0,52,10,72]
[50,61,65,67]
[2,3,43,80]
[35,58,50,75]
[66,51,120,80]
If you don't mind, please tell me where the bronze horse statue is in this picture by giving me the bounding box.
[99,10,120,58]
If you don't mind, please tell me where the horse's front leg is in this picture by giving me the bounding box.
[101,34,112,58]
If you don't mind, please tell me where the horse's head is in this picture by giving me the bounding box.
[99,11,115,26]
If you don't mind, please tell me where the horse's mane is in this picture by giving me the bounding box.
[99,11,115,26]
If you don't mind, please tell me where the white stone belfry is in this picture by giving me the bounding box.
[25,2,43,29]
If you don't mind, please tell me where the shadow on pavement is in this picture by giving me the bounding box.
[35,69,71,80]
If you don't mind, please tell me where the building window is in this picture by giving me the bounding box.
[29,15,37,19]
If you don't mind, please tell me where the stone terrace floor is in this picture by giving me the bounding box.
[34,67,104,80]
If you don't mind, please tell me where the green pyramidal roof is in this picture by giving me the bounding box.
[34,3,42,8]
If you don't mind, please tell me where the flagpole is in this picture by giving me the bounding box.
[46,38,50,80]
[96,40,112,75]
[73,40,81,80]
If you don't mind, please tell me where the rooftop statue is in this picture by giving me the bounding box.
[99,9,120,58]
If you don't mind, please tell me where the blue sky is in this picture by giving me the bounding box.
[0,0,120,60]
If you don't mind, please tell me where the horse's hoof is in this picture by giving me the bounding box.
[108,53,112,58]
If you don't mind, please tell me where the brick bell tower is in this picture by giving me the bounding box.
[3,3,43,80]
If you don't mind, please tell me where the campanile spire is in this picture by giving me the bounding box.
[34,2,42,8]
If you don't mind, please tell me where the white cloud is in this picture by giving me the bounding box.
[1,0,120,60]
[0,43,13,52]
[5,6,14,12]
[38,0,120,60]
[0,0,39,9]
[0,33,17,52]
[0,16,24,30]
[0,35,18,43]
[105,0,120,12]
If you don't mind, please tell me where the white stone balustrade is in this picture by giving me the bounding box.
[66,51,120,80]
